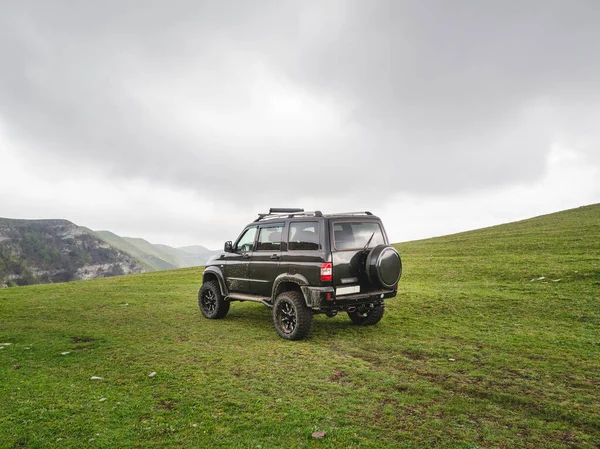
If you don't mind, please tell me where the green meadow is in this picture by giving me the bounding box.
[1,204,599,448]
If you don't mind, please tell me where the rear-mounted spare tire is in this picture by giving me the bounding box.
[366,245,402,289]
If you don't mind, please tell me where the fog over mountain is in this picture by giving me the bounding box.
[1,1,599,247]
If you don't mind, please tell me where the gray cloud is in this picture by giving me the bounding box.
[1,0,600,207]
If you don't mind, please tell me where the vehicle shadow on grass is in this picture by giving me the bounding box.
[223,304,381,341]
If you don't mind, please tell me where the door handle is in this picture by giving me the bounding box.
[242,253,251,259]
[270,254,280,260]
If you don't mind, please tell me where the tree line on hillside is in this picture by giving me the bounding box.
[0,223,139,287]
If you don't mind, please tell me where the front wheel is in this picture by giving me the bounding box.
[198,281,230,319]
[348,302,385,326]
[272,291,313,340]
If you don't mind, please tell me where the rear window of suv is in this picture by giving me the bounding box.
[332,221,385,250]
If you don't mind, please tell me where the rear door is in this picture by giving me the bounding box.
[330,220,386,294]
[249,223,283,297]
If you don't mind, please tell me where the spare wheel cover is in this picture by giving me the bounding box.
[366,245,402,289]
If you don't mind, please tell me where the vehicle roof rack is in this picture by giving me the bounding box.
[254,209,323,222]
[269,208,303,213]
[324,211,374,217]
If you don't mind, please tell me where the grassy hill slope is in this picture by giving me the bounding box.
[1,204,599,448]
[94,232,218,271]
[120,237,182,268]
[94,231,176,272]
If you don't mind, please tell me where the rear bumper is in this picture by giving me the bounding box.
[302,286,397,309]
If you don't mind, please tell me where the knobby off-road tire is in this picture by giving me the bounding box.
[198,280,230,319]
[272,290,313,340]
[347,302,385,326]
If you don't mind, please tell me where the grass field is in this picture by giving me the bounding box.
[1,204,599,448]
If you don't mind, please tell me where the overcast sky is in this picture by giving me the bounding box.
[1,0,599,249]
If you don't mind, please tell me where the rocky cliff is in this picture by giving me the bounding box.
[0,218,144,287]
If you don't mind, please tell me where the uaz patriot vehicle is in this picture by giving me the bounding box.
[198,208,402,340]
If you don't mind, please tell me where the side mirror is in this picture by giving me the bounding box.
[224,241,233,252]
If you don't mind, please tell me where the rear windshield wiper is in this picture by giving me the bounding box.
[363,232,375,251]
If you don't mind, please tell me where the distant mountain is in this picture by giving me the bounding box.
[0,216,219,287]
[178,244,216,257]
[94,231,178,271]
[173,244,220,267]
[94,233,219,270]
[0,218,143,287]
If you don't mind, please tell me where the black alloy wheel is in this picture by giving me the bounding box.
[272,291,313,340]
[198,280,230,319]
[201,289,216,314]
[278,300,296,333]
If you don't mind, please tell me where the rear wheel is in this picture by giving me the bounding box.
[348,302,384,326]
[273,291,313,340]
[198,280,230,319]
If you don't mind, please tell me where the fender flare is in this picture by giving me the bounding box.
[202,266,228,296]
[272,273,309,302]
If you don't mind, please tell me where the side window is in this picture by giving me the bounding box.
[235,227,257,252]
[256,225,283,251]
[289,222,320,250]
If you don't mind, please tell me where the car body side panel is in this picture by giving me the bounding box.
[249,250,281,296]
[224,252,251,293]
[224,225,258,293]
[249,223,284,296]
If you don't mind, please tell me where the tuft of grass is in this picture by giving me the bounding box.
[1,204,599,448]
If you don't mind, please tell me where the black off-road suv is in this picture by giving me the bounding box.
[198,208,402,340]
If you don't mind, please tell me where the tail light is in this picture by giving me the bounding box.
[320,262,332,281]
[393,283,398,292]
